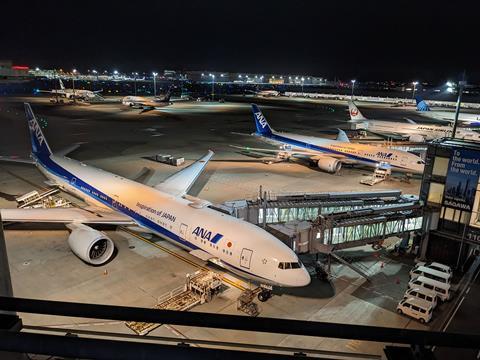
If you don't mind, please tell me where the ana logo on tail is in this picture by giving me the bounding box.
[29,119,46,147]
[255,112,268,128]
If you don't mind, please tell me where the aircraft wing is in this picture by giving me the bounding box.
[154,150,214,197]
[1,207,135,225]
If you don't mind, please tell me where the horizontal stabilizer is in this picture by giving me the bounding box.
[0,155,34,164]
[55,143,82,157]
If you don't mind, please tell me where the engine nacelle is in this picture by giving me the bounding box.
[66,224,115,266]
[408,134,426,143]
[317,157,341,173]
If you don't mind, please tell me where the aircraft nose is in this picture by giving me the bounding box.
[299,268,311,286]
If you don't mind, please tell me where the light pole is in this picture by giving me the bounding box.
[133,72,138,96]
[452,80,466,138]
[152,72,158,97]
[351,79,356,99]
[412,81,418,101]
[72,69,77,102]
[209,73,215,101]
[301,77,305,96]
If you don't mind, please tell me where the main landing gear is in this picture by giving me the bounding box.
[257,285,273,302]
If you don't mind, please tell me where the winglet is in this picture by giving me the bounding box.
[348,101,367,121]
[336,129,350,142]
[154,150,214,196]
[252,104,273,135]
[405,118,417,125]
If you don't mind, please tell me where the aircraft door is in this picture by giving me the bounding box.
[179,223,189,240]
[240,248,253,269]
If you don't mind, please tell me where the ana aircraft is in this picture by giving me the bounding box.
[39,78,103,101]
[122,87,173,113]
[0,104,310,301]
[234,104,425,175]
[415,96,480,126]
[348,101,480,142]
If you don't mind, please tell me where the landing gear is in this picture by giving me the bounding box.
[257,284,273,302]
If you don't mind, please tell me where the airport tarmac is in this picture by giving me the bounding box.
[0,95,437,357]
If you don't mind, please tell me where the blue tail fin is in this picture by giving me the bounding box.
[25,103,52,161]
[252,104,273,135]
[415,96,430,112]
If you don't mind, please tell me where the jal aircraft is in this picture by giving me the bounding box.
[247,89,280,97]
[234,104,425,174]
[39,79,103,101]
[348,101,480,142]
[415,96,480,125]
[122,87,173,113]
[0,104,310,301]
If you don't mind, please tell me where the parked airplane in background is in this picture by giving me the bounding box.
[415,96,480,126]
[122,87,173,113]
[39,79,103,101]
[247,89,280,97]
[348,101,480,142]
[233,104,424,175]
[0,104,310,301]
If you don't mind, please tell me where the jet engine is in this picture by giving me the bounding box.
[66,224,115,265]
[408,134,426,143]
[317,157,342,173]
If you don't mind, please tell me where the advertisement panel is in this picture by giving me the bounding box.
[443,148,480,211]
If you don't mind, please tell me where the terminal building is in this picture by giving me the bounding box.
[419,138,480,269]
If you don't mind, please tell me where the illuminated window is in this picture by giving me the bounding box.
[432,157,449,177]
[427,182,444,204]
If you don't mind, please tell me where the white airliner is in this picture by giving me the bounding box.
[348,101,480,142]
[39,79,103,101]
[415,97,480,126]
[122,88,173,113]
[0,104,310,300]
[234,104,425,174]
[247,89,280,97]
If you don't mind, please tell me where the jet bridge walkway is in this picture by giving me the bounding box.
[222,188,423,280]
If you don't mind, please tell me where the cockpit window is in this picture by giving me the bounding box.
[278,262,302,269]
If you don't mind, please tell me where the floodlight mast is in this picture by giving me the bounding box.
[452,80,466,138]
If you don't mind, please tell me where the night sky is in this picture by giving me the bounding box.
[1,0,478,82]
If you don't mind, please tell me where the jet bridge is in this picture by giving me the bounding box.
[222,188,423,280]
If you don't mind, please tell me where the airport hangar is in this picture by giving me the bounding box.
[1,93,480,359]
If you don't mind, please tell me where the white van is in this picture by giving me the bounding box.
[397,297,433,323]
[410,266,451,284]
[408,276,451,301]
[414,262,452,278]
[404,287,437,308]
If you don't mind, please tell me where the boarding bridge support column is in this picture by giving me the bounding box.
[0,214,24,359]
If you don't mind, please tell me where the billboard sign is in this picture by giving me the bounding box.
[443,148,480,211]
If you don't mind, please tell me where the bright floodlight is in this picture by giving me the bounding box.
[238,74,242,78]
[72,69,77,73]
[446,81,453,87]
[351,79,356,84]
[413,81,419,85]
[113,70,118,75]
[221,73,224,77]
[201,73,205,76]
[35,67,40,71]
[301,77,305,81]
[92,70,97,74]
[152,72,158,76]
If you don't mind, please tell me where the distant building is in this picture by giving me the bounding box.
[0,60,30,79]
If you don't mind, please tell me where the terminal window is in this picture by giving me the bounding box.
[427,182,445,204]
[432,156,449,177]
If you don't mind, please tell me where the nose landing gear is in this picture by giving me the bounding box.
[257,284,273,302]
